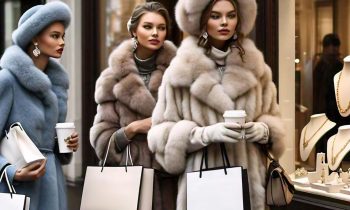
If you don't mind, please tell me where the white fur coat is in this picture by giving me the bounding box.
[148,36,285,210]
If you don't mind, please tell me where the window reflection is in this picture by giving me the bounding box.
[296,0,350,169]
[100,0,145,69]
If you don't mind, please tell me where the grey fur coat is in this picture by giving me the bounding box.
[148,36,286,210]
[90,39,178,210]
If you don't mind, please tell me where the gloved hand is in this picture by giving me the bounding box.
[243,122,269,144]
[202,122,242,144]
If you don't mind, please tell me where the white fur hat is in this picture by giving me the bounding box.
[12,1,71,50]
[175,0,257,36]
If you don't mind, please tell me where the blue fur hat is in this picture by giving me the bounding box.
[12,1,71,50]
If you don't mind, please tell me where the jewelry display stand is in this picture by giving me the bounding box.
[327,125,350,171]
[333,55,350,118]
[340,170,350,195]
[307,153,327,183]
[311,171,346,193]
[300,114,336,161]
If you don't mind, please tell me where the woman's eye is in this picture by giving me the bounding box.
[51,34,59,39]
[143,25,152,29]
[158,26,166,31]
[228,14,236,19]
[210,14,220,19]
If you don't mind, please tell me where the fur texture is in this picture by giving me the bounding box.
[175,0,257,36]
[0,45,70,210]
[12,1,71,50]
[91,39,176,160]
[148,36,286,210]
[90,39,177,210]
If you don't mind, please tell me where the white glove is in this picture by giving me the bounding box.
[243,122,269,144]
[202,122,242,144]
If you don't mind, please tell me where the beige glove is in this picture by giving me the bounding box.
[202,122,242,144]
[243,122,269,144]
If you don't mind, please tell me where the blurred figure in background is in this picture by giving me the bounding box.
[313,33,343,114]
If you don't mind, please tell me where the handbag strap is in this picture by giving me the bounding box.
[200,143,231,178]
[101,132,133,173]
[0,165,17,197]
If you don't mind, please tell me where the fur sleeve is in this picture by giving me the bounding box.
[89,101,121,163]
[256,65,285,159]
[148,80,197,174]
[0,71,14,170]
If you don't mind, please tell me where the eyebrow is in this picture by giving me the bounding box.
[142,22,166,26]
[211,9,236,14]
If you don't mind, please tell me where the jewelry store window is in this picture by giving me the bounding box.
[293,0,350,204]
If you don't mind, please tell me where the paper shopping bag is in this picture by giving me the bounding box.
[0,165,30,210]
[0,122,45,169]
[80,166,143,210]
[139,168,154,210]
[187,144,251,210]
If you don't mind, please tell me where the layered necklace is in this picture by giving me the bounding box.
[336,71,350,113]
[302,119,328,148]
[331,135,350,165]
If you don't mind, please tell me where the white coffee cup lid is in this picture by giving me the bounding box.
[56,122,75,129]
[223,110,247,118]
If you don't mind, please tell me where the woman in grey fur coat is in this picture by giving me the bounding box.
[148,0,286,209]
[90,2,178,210]
[0,2,78,210]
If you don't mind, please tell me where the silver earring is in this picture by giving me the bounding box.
[33,42,40,57]
[132,37,138,51]
[199,32,208,46]
[232,32,238,41]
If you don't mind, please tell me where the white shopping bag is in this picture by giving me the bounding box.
[0,165,30,210]
[81,140,154,210]
[187,144,251,210]
[0,122,45,169]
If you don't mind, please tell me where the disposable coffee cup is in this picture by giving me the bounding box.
[56,122,75,153]
[223,110,246,140]
[223,110,247,125]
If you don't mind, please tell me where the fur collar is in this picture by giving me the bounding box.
[95,39,176,117]
[0,45,69,95]
[166,36,267,113]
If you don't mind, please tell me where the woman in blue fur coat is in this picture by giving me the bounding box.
[0,2,79,210]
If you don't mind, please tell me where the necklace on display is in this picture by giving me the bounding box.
[331,135,350,165]
[336,71,350,113]
[302,119,328,148]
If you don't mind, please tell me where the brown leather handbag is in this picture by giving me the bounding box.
[265,152,295,207]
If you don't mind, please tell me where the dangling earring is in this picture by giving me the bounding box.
[132,37,138,52]
[232,32,238,41]
[198,31,208,46]
[33,42,40,57]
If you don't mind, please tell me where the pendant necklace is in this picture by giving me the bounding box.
[302,119,328,148]
[331,135,350,165]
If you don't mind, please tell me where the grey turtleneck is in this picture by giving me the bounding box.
[209,46,231,77]
[134,53,157,86]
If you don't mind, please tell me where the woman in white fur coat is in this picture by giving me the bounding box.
[90,2,178,210]
[148,0,285,209]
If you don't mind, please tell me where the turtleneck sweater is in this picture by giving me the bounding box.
[134,53,157,86]
[209,46,231,77]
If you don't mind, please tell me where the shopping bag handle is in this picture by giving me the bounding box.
[0,164,17,197]
[101,132,133,173]
[199,143,231,178]
[4,122,23,139]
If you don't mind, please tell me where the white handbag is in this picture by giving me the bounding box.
[0,122,45,169]
[80,138,154,210]
[0,165,30,210]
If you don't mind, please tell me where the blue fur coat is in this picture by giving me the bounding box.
[0,45,70,210]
